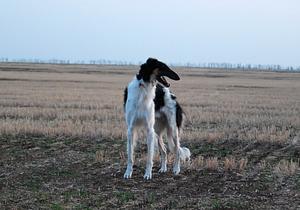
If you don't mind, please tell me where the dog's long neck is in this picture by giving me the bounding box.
[136,74,154,85]
[134,76,156,104]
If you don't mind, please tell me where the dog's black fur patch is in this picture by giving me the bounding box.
[136,64,152,83]
[123,87,128,109]
[154,84,165,111]
[136,58,159,83]
[175,101,183,129]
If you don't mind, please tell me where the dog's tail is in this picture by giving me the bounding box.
[167,137,191,162]
[179,146,191,162]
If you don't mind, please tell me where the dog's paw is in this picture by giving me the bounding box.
[143,170,152,180]
[124,168,133,179]
[158,165,167,173]
[173,165,180,175]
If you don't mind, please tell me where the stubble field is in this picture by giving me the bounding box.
[0,63,300,209]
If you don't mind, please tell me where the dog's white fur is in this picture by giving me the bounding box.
[124,76,156,179]
[124,68,190,180]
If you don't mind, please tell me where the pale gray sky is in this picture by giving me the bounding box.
[0,0,299,67]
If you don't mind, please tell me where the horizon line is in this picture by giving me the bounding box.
[0,57,299,71]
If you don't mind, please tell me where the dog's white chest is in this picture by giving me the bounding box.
[125,78,155,127]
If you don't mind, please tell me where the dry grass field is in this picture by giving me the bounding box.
[0,63,300,209]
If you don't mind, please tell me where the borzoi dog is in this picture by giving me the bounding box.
[123,58,190,179]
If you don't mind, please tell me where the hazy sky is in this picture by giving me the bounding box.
[0,0,299,67]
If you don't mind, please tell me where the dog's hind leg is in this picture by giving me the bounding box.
[169,126,190,175]
[158,133,167,173]
[124,127,137,179]
[167,128,176,154]
[170,127,181,175]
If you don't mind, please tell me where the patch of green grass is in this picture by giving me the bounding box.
[24,177,42,191]
[8,146,27,158]
[211,198,249,210]
[145,192,156,205]
[191,143,232,157]
[62,189,89,202]
[260,172,274,183]
[64,138,75,146]
[58,169,78,177]
[115,191,135,204]
[295,176,300,190]
[48,168,79,178]
[166,199,179,209]
[257,170,275,191]
[78,190,89,198]
[50,203,64,210]
[216,147,233,157]
[211,198,222,209]
[62,190,78,201]
[38,138,58,150]
[224,200,250,209]
[74,203,92,210]
[35,192,50,203]
[142,191,157,208]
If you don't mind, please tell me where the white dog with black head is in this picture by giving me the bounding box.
[123,58,190,180]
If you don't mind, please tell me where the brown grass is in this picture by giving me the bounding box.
[224,157,237,171]
[1,63,300,209]
[1,63,299,144]
[274,159,299,176]
[205,157,219,170]
[191,156,248,172]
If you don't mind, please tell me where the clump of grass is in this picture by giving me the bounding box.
[238,158,248,172]
[95,150,106,162]
[223,157,248,172]
[224,157,237,171]
[191,155,205,169]
[274,159,299,176]
[205,157,219,171]
[191,156,248,172]
[211,198,222,209]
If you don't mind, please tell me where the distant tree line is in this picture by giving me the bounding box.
[0,58,136,66]
[0,57,299,72]
[177,62,299,72]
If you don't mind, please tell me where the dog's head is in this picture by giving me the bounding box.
[136,58,180,87]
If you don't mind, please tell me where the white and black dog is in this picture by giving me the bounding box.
[123,58,190,179]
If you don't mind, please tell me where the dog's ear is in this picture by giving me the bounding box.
[136,62,152,81]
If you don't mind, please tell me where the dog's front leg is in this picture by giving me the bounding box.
[124,128,135,179]
[144,126,155,180]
